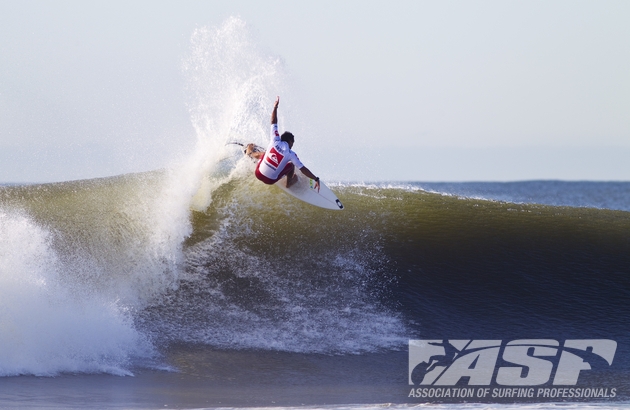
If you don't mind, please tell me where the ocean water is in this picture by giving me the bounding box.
[1,173,629,409]
[1,17,629,410]
[414,181,630,213]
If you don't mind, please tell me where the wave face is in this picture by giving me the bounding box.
[140,178,408,354]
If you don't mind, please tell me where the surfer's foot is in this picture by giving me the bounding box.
[286,174,298,188]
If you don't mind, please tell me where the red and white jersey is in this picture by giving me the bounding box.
[258,124,304,180]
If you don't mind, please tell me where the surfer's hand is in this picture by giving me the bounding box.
[274,96,279,109]
[245,143,255,156]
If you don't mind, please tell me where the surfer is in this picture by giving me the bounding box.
[246,97,320,190]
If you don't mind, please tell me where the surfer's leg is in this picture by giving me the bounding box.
[286,170,298,188]
[279,163,297,188]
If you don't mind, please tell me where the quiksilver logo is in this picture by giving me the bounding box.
[409,339,617,386]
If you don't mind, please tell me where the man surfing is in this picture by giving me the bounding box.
[245,96,320,191]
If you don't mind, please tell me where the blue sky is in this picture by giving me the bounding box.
[0,0,628,182]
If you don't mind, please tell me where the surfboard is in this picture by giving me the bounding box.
[233,142,344,210]
[276,173,344,210]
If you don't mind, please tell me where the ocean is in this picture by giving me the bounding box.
[1,17,628,410]
[0,174,629,409]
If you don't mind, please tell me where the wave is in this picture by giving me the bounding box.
[0,171,414,375]
[2,171,629,376]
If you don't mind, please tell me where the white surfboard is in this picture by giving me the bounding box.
[233,142,344,210]
[276,173,344,210]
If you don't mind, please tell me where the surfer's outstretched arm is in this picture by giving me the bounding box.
[271,96,279,125]
[299,166,320,191]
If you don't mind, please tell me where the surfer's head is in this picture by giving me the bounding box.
[281,132,295,148]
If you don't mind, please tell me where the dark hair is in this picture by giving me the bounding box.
[280,132,295,143]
